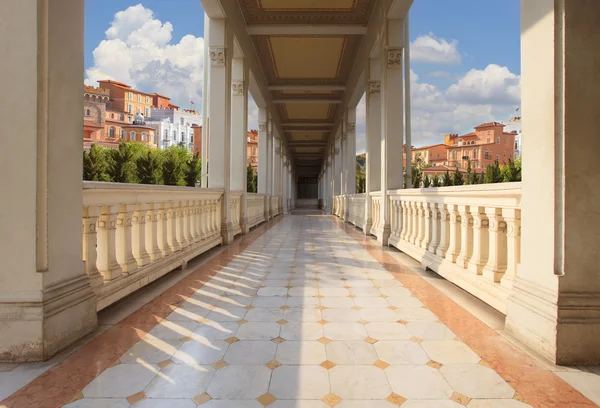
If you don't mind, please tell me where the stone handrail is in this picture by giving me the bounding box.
[387,182,521,313]
[82,182,224,310]
[369,191,381,236]
[347,193,366,227]
[247,193,266,229]
[271,196,281,217]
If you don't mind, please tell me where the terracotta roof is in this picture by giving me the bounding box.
[474,121,505,129]
[412,143,445,151]
[83,120,102,129]
[98,79,154,97]
[152,92,171,99]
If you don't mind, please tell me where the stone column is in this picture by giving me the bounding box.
[333,132,342,198]
[273,136,282,215]
[201,12,210,188]
[282,158,289,214]
[377,18,405,245]
[266,118,273,220]
[207,17,234,244]
[506,0,600,364]
[324,157,332,214]
[363,59,382,235]
[0,0,97,361]
[257,108,269,220]
[345,108,357,222]
[230,57,249,234]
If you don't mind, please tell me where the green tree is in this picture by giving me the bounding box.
[83,144,110,181]
[185,152,202,187]
[107,143,138,183]
[501,158,522,182]
[484,160,503,183]
[356,158,366,193]
[136,150,163,185]
[431,175,441,187]
[442,171,453,186]
[411,167,422,188]
[162,148,186,186]
[422,174,431,188]
[247,165,257,193]
[453,167,464,186]
[465,160,474,185]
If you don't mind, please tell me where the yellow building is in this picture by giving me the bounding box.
[97,79,154,118]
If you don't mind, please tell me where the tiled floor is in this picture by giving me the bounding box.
[2,215,599,408]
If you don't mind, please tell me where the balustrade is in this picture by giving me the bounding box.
[83,182,224,310]
[347,193,366,227]
[387,183,521,313]
[247,193,267,229]
[369,191,381,236]
[230,192,242,236]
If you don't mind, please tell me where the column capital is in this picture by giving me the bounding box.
[258,122,267,132]
[231,79,244,96]
[209,46,225,66]
[387,47,403,68]
[369,80,381,95]
[347,122,356,132]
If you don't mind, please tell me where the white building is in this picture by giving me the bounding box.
[147,108,202,150]
[503,116,521,159]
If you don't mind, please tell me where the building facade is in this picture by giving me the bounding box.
[248,129,258,171]
[146,108,202,151]
[98,79,154,118]
[83,86,109,142]
[503,116,522,159]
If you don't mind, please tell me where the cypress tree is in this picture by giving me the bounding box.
[422,174,431,188]
[247,165,257,193]
[83,144,110,181]
[108,143,138,183]
[137,150,163,185]
[185,152,201,187]
[162,149,186,186]
[431,175,441,187]
[442,171,453,186]
[465,160,474,185]
[453,167,464,186]
[484,160,503,183]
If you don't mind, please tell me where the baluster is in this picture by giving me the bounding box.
[145,203,162,261]
[444,204,461,263]
[436,204,450,258]
[167,201,181,252]
[467,206,488,275]
[501,208,521,289]
[185,200,195,245]
[97,205,122,280]
[409,202,418,244]
[456,205,473,268]
[399,201,408,241]
[192,200,201,243]
[483,207,508,283]
[216,199,222,236]
[132,203,150,267]
[416,202,425,247]
[394,201,402,237]
[82,206,103,291]
[116,204,137,274]
[179,200,191,249]
[428,203,440,254]
[157,203,171,257]
[421,202,431,249]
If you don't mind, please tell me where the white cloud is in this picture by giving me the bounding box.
[411,33,461,64]
[248,93,259,131]
[423,70,452,79]
[355,93,367,153]
[354,64,521,151]
[85,4,204,109]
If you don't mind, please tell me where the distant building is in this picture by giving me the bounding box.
[146,108,201,151]
[152,93,179,110]
[503,117,521,159]
[83,86,110,145]
[248,129,258,171]
[192,125,203,155]
[98,80,154,118]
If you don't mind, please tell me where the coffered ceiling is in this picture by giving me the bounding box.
[237,0,376,175]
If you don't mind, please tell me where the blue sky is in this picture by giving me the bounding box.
[84,0,521,148]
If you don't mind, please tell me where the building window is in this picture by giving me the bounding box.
[110,113,115,119]
[515,141,518,150]
[137,94,141,102]
[458,140,463,146]
[509,153,512,158]
[127,104,132,113]
[190,135,194,143]
[496,155,500,161]
[145,107,149,117]
[145,96,150,104]
[85,108,91,116]
[473,148,478,158]
[503,152,506,158]
[109,126,115,138]
[119,114,124,121]
[173,130,177,142]
[181,132,185,143]
[452,151,456,160]
[130,131,136,141]
[484,150,490,159]
[128,92,133,100]
[180,118,184,125]
[120,130,125,139]
[487,138,490,143]
[496,137,500,144]
[141,132,147,142]
[164,129,168,139]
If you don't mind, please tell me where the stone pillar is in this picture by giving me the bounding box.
[273,136,282,216]
[506,0,600,364]
[0,0,97,361]
[266,118,273,220]
[257,108,269,220]
[333,133,342,198]
[377,18,405,245]
[282,159,289,215]
[363,59,382,235]
[230,57,249,234]
[345,108,357,222]
[207,17,234,244]
[201,12,210,188]
[324,158,332,214]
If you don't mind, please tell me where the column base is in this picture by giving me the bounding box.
[362,219,372,236]
[506,277,600,364]
[240,217,250,235]
[0,275,97,362]
[221,222,236,245]
[375,225,391,246]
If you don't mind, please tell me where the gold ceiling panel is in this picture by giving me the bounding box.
[289,132,325,141]
[258,0,356,10]
[269,37,345,79]
[238,0,375,25]
[285,103,331,120]
[294,147,322,153]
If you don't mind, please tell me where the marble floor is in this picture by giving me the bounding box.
[1,215,599,408]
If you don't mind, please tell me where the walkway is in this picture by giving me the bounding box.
[2,216,599,408]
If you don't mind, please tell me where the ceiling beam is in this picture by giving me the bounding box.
[247,25,368,36]
[283,122,333,127]
[273,99,342,104]
[268,85,346,91]
[285,129,328,133]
